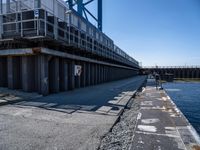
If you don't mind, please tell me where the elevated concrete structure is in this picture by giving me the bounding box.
[0,0,140,95]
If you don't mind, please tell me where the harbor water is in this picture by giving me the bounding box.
[163,82,200,135]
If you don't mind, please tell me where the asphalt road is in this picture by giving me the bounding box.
[0,76,146,150]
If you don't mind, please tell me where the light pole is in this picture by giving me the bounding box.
[65,10,72,45]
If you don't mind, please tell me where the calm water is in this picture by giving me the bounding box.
[163,82,200,135]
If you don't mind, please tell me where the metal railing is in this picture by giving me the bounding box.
[0,8,139,68]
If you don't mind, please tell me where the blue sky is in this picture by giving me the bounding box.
[85,0,200,66]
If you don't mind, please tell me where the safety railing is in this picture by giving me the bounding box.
[0,8,139,68]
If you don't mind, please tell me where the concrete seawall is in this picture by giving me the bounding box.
[130,80,200,150]
[100,79,200,150]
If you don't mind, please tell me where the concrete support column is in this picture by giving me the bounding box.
[36,55,49,95]
[105,66,108,82]
[0,57,7,87]
[98,64,101,84]
[59,59,68,91]
[68,60,75,90]
[94,64,97,85]
[100,65,104,83]
[85,63,91,86]
[81,62,86,87]
[104,66,107,82]
[101,65,104,83]
[7,56,21,89]
[49,57,59,93]
[91,63,95,85]
[96,64,99,84]
[95,64,98,85]
[110,67,113,81]
[21,56,35,92]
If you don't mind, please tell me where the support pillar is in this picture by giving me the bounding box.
[49,57,59,93]
[68,60,75,90]
[100,65,103,83]
[7,56,21,89]
[98,64,101,84]
[104,66,106,82]
[94,64,98,85]
[85,63,91,86]
[21,56,35,92]
[91,63,95,85]
[81,62,86,87]
[0,57,7,87]
[59,59,68,91]
[36,55,49,95]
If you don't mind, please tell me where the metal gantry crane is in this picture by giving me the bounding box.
[66,0,102,31]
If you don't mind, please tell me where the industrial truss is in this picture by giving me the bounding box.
[66,0,102,31]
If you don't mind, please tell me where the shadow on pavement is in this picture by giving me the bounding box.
[2,76,147,114]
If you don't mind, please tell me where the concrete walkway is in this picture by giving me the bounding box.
[0,76,146,150]
[130,80,200,150]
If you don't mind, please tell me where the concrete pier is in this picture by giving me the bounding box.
[130,80,200,150]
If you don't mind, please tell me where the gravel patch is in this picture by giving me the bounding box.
[99,95,141,150]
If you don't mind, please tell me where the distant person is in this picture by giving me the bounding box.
[155,74,160,89]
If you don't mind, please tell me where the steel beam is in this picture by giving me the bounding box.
[98,0,102,31]
[77,0,83,16]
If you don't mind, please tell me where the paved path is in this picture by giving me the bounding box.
[0,76,146,150]
[130,80,200,150]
